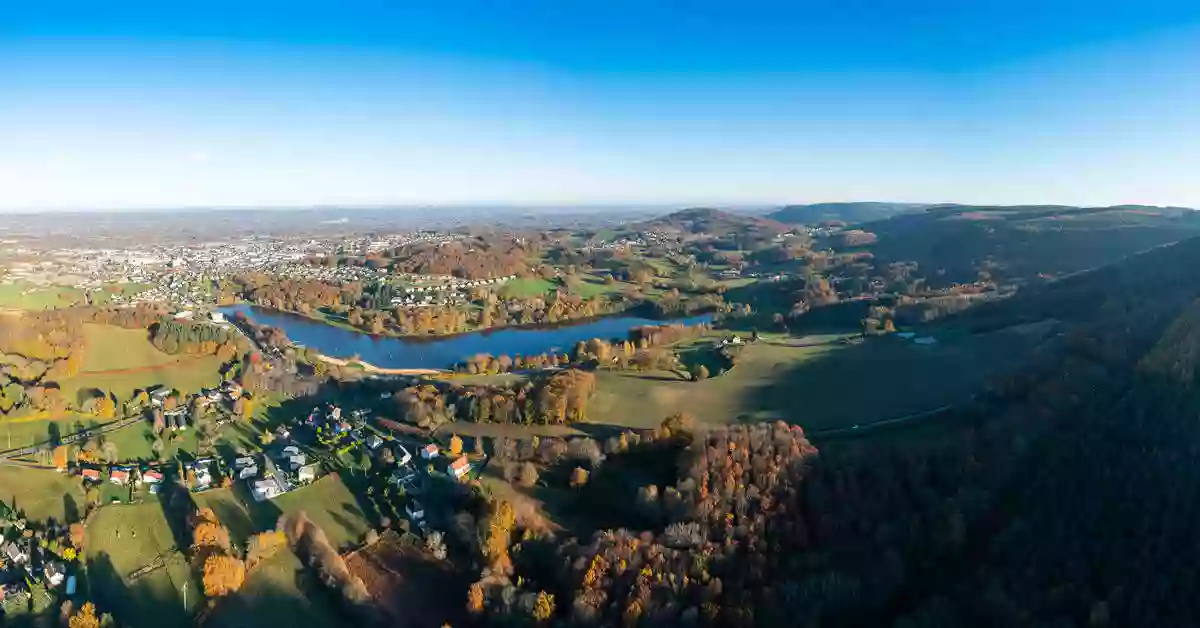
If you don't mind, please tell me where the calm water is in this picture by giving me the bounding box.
[220,304,713,369]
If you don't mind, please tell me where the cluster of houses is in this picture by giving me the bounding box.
[79,464,167,494]
[235,441,319,502]
[0,506,75,610]
[388,274,517,309]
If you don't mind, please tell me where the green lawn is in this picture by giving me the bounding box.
[84,503,200,628]
[0,281,85,310]
[0,413,113,450]
[196,474,371,550]
[500,277,557,298]
[208,549,353,628]
[0,465,85,521]
[587,326,1050,431]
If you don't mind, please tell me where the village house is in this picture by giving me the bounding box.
[142,469,164,485]
[421,443,440,460]
[394,443,413,467]
[43,562,66,587]
[189,461,213,490]
[80,468,101,483]
[149,388,173,407]
[109,467,132,485]
[251,478,283,501]
[4,541,27,565]
[366,434,385,450]
[297,463,318,484]
[448,455,471,481]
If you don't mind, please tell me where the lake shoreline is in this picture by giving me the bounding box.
[221,304,715,370]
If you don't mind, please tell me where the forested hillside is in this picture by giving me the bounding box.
[767,201,929,225]
[465,234,1200,627]
[863,204,1200,287]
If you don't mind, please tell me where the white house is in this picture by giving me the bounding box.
[252,478,283,501]
[297,463,319,484]
[394,444,413,467]
[43,562,66,587]
[237,465,259,480]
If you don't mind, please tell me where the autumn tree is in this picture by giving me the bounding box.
[52,445,68,470]
[570,466,590,488]
[245,530,288,569]
[94,395,116,419]
[68,602,101,628]
[467,582,486,615]
[532,591,556,622]
[518,462,539,487]
[202,554,246,597]
[449,433,463,456]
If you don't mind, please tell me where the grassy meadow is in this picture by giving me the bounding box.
[84,503,200,628]
[0,281,85,310]
[0,465,85,521]
[586,325,1051,432]
[62,323,224,402]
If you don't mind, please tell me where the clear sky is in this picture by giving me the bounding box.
[3,1,1200,210]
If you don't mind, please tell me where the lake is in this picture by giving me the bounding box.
[219,304,713,370]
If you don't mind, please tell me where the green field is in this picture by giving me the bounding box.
[62,324,224,402]
[208,549,352,628]
[500,277,557,298]
[84,503,200,628]
[587,326,1051,432]
[0,413,114,450]
[0,281,84,310]
[195,474,371,549]
[0,465,85,521]
[63,358,223,404]
[79,324,179,371]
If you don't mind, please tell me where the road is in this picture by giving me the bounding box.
[0,414,145,461]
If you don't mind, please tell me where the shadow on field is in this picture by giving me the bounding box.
[84,552,191,628]
[743,334,1008,431]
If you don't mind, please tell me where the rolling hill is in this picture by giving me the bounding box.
[767,201,930,224]
[633,207,787,236]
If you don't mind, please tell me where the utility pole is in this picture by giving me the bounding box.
[182,581,188,609]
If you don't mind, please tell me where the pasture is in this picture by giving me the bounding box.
[208,549,352,628]
[84,503,200,628]
[587,325,1050,432]
[61,323,224,402]
[0,281,84,310]
[0,465,85,521]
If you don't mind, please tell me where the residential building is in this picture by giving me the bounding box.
[80,468,101,482]
[394,444,413,467]
[43,562,66,587]
[109,468,132,485]
[421,443,439,459]
[297,463,318,484]
[251,478,283,501]
[448,455,471,480]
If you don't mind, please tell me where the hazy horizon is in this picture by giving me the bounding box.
[4,1,1200,211]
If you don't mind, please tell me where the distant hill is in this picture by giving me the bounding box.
[863,203,1200,286]
[767,202,930,225]
[634,207,787,236]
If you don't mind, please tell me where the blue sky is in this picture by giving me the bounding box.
[3,1,1200,210]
